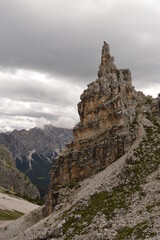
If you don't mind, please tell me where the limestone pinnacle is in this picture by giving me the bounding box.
[98,41,117,77]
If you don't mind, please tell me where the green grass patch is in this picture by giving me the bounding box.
[18,194,44,206]
[0,146,13,166]
[68,182,77,189]
[0,188,44,206]
[114,220,156,240]
[0,209,24,221]
[63,187,130,238]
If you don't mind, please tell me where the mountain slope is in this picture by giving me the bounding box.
[0,145,39,200]
[0,125,73,197]
[1,111,160,240]
[0,42,160,240]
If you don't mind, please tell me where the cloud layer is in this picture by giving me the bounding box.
[0,0,160,131]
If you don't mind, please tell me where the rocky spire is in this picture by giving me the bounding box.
[98,41,117,78]
[44,41,136,216]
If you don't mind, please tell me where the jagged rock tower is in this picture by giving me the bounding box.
[98,41,116,77]
[45,42,138,215]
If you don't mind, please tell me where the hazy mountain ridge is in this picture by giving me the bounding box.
[0,125,73,197]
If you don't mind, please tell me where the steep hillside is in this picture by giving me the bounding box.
[0,42,160,240]
[0,145,39,200]
[0,125,73,197]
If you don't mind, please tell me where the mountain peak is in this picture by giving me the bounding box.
[98,41,117,77]
[44,41,137,215]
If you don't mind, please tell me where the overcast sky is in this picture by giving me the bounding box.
[0,0,160,132]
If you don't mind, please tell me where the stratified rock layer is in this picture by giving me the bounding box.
[45,42,139,214]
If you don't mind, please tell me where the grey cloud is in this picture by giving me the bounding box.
[0,0,160,131]
[0,0,160,89]
[0,78,81,106]
[0,111,58,121]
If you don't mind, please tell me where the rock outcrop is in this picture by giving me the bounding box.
[0,125,73,197]
[0,145,39,199]
[45,42,140,214]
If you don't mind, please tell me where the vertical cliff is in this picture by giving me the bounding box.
[45,42,140,215]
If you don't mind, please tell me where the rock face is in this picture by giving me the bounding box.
[0,145,39,199]
[45,42,139,214]
[0,125,73,197]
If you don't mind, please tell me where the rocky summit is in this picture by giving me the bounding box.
[1,42,160,240]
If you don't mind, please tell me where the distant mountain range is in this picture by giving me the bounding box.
[0,144,39,200]
[0,125,73,197]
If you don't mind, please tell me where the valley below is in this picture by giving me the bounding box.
[0,190,39,229]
